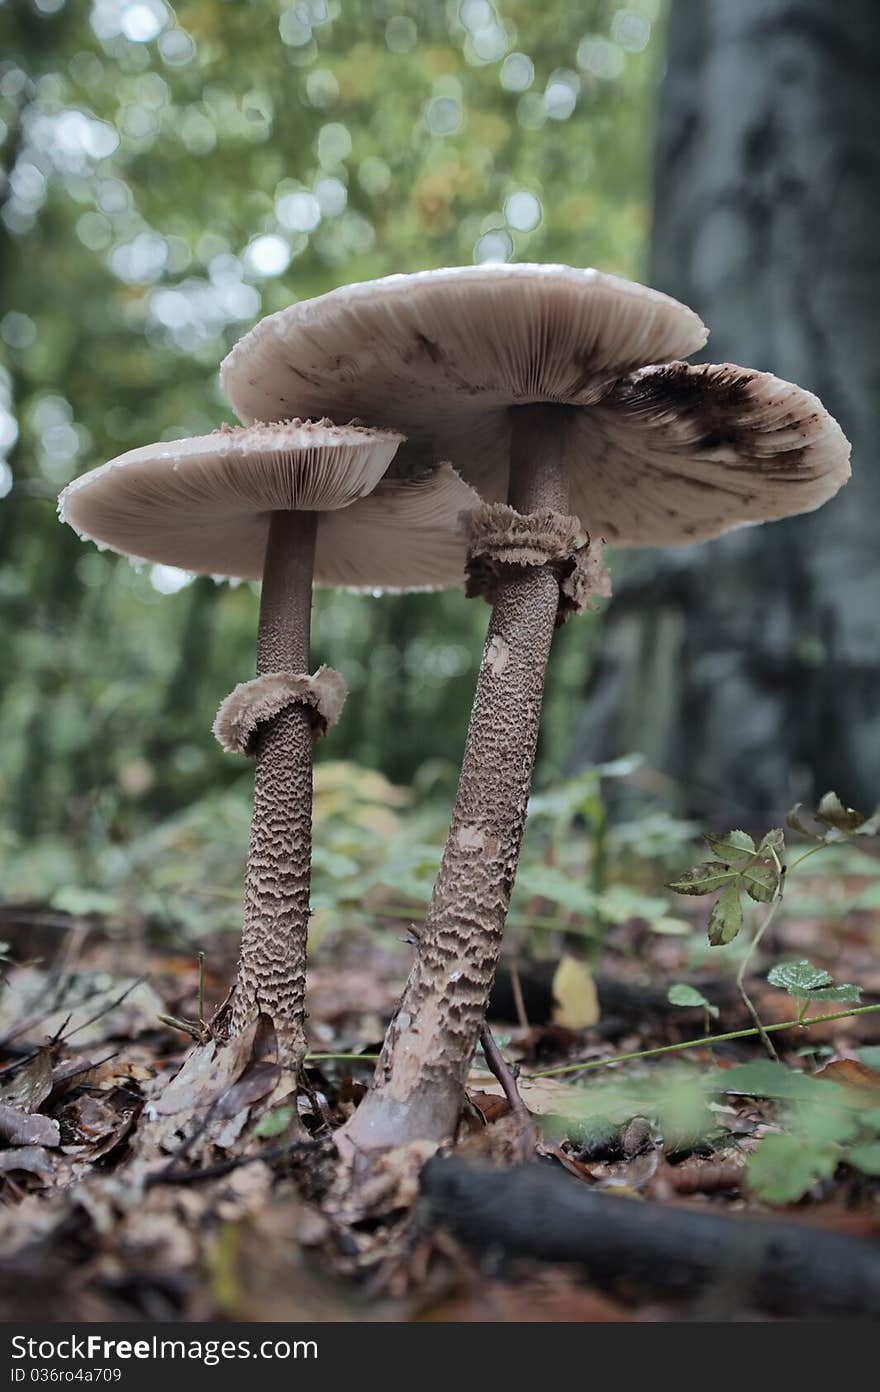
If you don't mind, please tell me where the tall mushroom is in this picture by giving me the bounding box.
[221,267,851,1143]
[59,419,480,1071]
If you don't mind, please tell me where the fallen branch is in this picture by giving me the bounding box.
[420,1156,880,1318]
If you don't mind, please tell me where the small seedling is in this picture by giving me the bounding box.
[667,982,719,1033]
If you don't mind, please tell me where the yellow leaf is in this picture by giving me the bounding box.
[551,955,600,1030]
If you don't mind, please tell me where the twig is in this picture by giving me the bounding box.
[304,1052,380,1064]
[508,961,530,1031]
[146,1139,318,1187]
[59,977,148,1043]
[197,951,206,1034]
[479,1024,529,1124]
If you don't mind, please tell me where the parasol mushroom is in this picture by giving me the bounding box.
[221,267,852,1144]
[59,419,480,1071]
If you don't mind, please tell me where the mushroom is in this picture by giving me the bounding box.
[220,267,851,1144]
[59,419,481,1071]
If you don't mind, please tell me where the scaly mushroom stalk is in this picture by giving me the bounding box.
[344,412,570,1147]
[230,508,317,1063]
[58,420,482,1081]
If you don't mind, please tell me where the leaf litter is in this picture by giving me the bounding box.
[0,831,878,1323]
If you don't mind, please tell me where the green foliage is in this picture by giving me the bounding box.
[667,829,784,948]
[747,1134,839,1206]
[551,1056,880,1206]
[766,959,861,1007]
[667,982,718,1018]
[253,1105,296,1138]
[706,883,743,946]
[0,0,663,844]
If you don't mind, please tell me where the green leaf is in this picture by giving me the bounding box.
[667,983,718,1017]
[767,960,832,995]
[716,1061,820,1100]
[757,827,785,858]
[707,883,743,945]
[741,860,779,903]
[253,1105,295,1138]
[595,885,670,924]
[857,1047,880,1069]
[815,791,866,833]
[803,983,862,1003]
[846,1142,880,1176]
[702,829,755,867]
[766,961,861,1004]
[515,866,598,917]
[748,1133,838,1204]
[51,886,120,916]
[667,862,737,896]
[648,916,693,937]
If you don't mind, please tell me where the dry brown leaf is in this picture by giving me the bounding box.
[0,1103,59,1148]
[0,1051,53,1112]
[0,1146,54,1179]
[467,1090,512,1125]
[814,1058,880,1090]
[475,1075,576,1116]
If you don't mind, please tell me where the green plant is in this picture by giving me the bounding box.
[667,792,880,1057]
[667,982,718,1033]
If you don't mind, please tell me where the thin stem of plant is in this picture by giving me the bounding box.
[529,1003,880,1078]
[736,845,784,1060]
[197,951,206,1034]
[303,1003,880,1078]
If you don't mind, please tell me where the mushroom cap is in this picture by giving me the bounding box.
[58,419,482,589]
[221,265,850,545]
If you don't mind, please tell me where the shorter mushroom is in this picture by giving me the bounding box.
[59,420,480,1070]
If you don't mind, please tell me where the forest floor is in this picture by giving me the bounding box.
[1,812,879,1322]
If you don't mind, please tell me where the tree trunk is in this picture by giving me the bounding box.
[573,0,880,820]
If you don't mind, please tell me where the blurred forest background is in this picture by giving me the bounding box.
[1,0,877,941]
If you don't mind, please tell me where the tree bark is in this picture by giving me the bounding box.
[344,416,568,1149]
[573,0,880,820]
[230,510,317,1067]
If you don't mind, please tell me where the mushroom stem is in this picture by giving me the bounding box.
[343,410,567,1149]
[230,507,317,1069]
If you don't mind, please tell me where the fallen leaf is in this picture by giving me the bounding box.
[0,1146,54,1179]
[0,1051,53,1112]
[815,1059,880,1091]
[467,1091,512,1125]
[474,1075,577,1116]
[552,955,599,1030]
[0,1103,60,1148]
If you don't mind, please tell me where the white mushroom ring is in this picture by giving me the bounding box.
[213,665,348,755]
